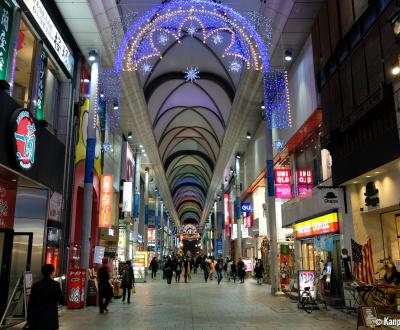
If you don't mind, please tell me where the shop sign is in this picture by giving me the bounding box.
[22,0,74,75]
[99,175,113,228]
[122,181,133,212]
[244,214,253,228]
[118,228,126,261]
[0,178,17,230]
[224,193,230,238]
[133,251,147,281]
[0,1,14,80]
[216,238,222,256]
[121,142,135,182]
[297,169,313,198]
[13,110,36,170]
[138,234,143,243]
[93,246,105,264]
[243,259,253,272]
[274,169,292,198]
[322,190,339,205]
[34,50,48,120]
[294,212,339,239]
[298,270,315,295]
[232,223,237,240]
[148,227,155,245]
[241,202,252,213]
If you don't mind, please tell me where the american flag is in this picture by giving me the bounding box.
[351,238,375,284]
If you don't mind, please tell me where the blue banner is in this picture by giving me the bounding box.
[216,238,223,256]
[155,215,159,228]
[266,159,275,197]
[133,193,140,218]
[145,204,149,225]
[84,138,96,183]
[236,197,241,220]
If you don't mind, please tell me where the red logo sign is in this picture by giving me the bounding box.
[13,110,36,170]
[297,169,313,198]
[274,169,292,199]
[274,169,291,184]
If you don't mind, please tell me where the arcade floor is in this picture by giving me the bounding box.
[17,273,357,330]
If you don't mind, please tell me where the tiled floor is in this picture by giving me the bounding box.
[53,273,356,330]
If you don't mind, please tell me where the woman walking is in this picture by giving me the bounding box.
[121,260,135,303]
[202,256,210,283]
[184,257,191,283]
[149,257,158,279]
[238,257,246,284]
[164,256,174,285]
[175,257,183,283]
[254,260,264,285]
[216,257,224,285]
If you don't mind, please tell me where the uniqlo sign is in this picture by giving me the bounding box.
[99,175,113,228]
[274,169,291,184]
[297,169,313,198]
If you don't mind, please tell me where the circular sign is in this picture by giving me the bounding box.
[13,109,36,170]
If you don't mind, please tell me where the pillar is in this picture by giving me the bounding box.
[132,150,141,257]
[81,53,99,270]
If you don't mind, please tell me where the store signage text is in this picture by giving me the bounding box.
[241,202,252,213]
[14,110,36,170]
[23,0,74,75]
[294,212,339,239]
[34,50,48,119]
[274,169,292,199]
[224,193,230,238]
[99,175,113,228]
[297,169,313,198]
[122,181,133,212]
[274,169,291,184]
[0,1,14,80]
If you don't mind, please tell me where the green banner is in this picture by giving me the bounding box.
[0,1,14,81]
[35,50,48,120]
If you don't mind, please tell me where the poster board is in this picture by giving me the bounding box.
[133,251,148,283]
[357,306,381,328]
[298,270,315,298]
[93,246,105,264]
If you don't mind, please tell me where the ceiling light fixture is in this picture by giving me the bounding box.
[246,132,251,139]
[88,50,97,62]
[145,168,149,173]
[392,66,400,76]
[284,50,292,62]
[235,153,241,159]
[128,132,132,139]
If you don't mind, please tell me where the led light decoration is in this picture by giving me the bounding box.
[245,10,273,51]
[187,24,197,36]
[212,33,223,45]
[141,62,152,74]
[158,33,169,46]
[229,60,242,73]
[274,139,285,151]
[185,66,200,83]
[109,6,139,53]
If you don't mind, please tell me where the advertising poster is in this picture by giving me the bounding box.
[0,177,17,230]
[118,228,126,261]
[148,228,155,246]
[67,269,86,309]
[93,246,105,264]
[133,251,148,282]
[274,169,292,199]
[298,270,315,295]
[243,259,253,272]
[279,245,290,286]
[48,192,62,221]
[122,181,133,212]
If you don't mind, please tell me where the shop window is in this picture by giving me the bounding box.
[42,59,61,131]
[13,20,36,107]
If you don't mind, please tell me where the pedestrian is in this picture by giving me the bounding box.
[175,257,183,283]
[98,257,114,313]
[27,264,64,330]
[230,260,237,283]
[209,257,215,280]
[184,257,191,283]
[216,257,224,285]
[238,257,246,283]
[193,256,199,274]
[202,256,210,282]
[121,260,135,303]
[164,256,173,285]
[254,260,264,285]
[149,257,158,279]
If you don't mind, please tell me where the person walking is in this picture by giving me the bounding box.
[121,260,135,303]
[209,257,215,280]
[254,260,264,285]
[184,257,191,283]
[164,256,173,285]
[202,256,210,282]
[216,257,224,285]
[238,257,246,284]
[175,257,183,283]
[98,257,114,313]
[149,257,158,279]
[27,264,64,330]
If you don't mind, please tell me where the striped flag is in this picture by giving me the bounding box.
[351,238,375,284]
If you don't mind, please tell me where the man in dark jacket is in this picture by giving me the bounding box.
[121,260,135,303]
[98,257,113,313]
[27,264,64,330]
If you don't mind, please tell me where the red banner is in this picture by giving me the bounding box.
[274,169,292,199]
[297,169,313,198]
[274,169,291,184]
[99,175,113,228]
[280,254,290,286]
[67,268,86,309]
[0,178,17,230]
[224,194,230,238]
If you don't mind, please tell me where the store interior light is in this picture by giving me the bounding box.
[392,65,400,76]
[88,50,97,62]
[284,50,292,62]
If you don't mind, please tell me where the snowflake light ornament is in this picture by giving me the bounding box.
[187,24,197,37]
[184,66,200,83]
[212,33,223,45]
[229,60,242,73]
[158,33,169,46]
[141,62,152,74]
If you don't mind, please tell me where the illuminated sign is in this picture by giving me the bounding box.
[224,193,230,238]
[122,182,133,212]
[99,175,113,228]
[274,169,292,199]
[22,0,74,75]
[133,251,148,281]
[148,228,155,245]
[294,212,339,239]
[241,202,252,213]
[13,110,36,170]
[297,169,313,198]
[299,270,315,295]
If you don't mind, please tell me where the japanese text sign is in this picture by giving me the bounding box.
[99,175,113,228]
[294,212,339,239]
[0,1,13,80]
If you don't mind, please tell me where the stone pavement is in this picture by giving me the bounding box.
[10,273,357,330]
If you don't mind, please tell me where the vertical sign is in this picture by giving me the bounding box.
[297,169,313,198]
[35,50,48,120]
[224,194,230,238]
[0,178,17,230]
[0,1,14,80]
[99,175,113,228]
[122,181,132,212]
[274,169,292,198]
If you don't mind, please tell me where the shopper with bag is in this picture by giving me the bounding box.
[98,257,113,313]
[121,260,135,304]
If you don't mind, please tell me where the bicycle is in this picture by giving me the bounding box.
[298,277,328,313]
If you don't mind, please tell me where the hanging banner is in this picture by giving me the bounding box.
[274,169,292,198]
[297,169,313,198]
[122,181,133,212]
[279,245,290,286]
[99,175,113,228]
[224,194,230,238]
[120,142,135,182]
[0,178,17,230]
[0,0,14,81]
[35,50,48,120]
